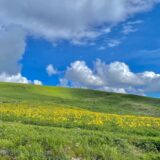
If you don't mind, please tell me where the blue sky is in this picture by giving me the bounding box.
[0,1,160,97]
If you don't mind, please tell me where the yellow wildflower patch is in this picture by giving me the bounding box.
[0,104,160,129]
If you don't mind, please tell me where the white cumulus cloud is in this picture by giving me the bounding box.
[0,0,159,76]
[46,64,58,76]
[65,61,104,87]
[62,59,160,95]
[33,80,43,85]
[0,72,42,85]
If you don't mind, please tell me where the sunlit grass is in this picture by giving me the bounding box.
[0,83,160,159]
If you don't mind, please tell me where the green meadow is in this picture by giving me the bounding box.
[0,82,160,160]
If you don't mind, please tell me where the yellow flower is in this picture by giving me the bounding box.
[0,104,160,129]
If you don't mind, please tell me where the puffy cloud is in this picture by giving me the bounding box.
[138,71,160,92]
[100,86,127,94]
[59,78,69,87]
[0,0,159,42]
[46,64,58,76]
[95,60,143,86]
[33,80,43,85]
[65,61,104,87]
[0,72,42,85]
[62,59,160,95]
[0,26,26,74]
[0,73,30,84]
[0,0,159,75]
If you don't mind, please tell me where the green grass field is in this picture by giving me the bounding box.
[0,82,160,160]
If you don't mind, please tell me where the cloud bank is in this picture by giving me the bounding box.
[0,0,159,86]
[0,0,159,42]
[0,26,26,74]
[61,60,160,95]
[0,73,42,85]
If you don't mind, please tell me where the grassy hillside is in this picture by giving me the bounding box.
[0,82,160,160]
[0,82,160,117]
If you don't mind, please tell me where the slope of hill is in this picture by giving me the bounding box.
[0,82,160,160]
[0,82,160,117]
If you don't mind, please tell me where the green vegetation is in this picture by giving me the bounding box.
[0,82,160,160]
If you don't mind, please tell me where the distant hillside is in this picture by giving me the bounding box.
[0,82,160,117]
